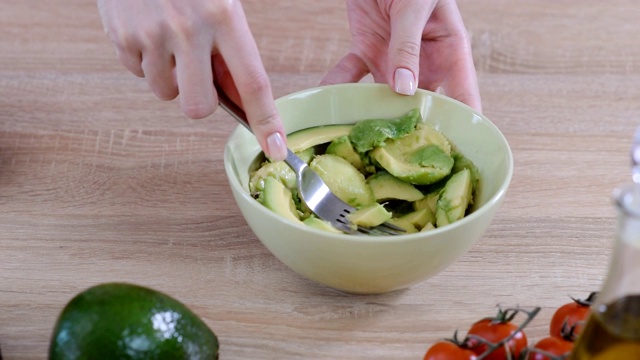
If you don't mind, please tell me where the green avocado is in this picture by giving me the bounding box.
[366,171,424,202]
[398,208,435,230]
[347,203,392,228]
[49,283,219,360]
[370,123,454,185]
[309,154,375,208]
[435,168,473,227]
[348,108,421,153]
[303,216,343,233]
[325,135,365,173]
[261,176,301,223]
[249,161,295,193]
[249,147,315,193]
[451,151,480,191]
[287,124,353,153]
[386,217,419,234]
[413,191,441,215]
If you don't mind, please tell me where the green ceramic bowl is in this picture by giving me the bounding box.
[224,83,513,294]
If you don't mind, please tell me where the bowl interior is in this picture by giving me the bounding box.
[226,83,512,222]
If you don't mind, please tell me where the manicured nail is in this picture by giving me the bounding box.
[267,132,287,161]
[394,68,416,96]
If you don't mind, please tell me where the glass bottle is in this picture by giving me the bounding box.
[570,134,640,359]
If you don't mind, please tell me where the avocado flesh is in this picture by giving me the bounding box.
[49,283,219,360]
[370,124,454,185]
[249,147,315,193]
[249,161,295,193]
[287,124,353,153]
[435,168,473,227]
[413,191,440,215]
[451,151,481,191]
[398,208,435,230]
[367,171,424,202]
[386,217,419,233]
[261,176,301,223]
[310,154,375,208]
[326,135,365,173]
[304,216,343,233]
[349,108,420,153]
[347,203,392,228]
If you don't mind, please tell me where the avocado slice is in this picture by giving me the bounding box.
[435,168,473,227]
[386,217,419,234]
[49,283,219,359]
[347,203,392,228]
[249,161,295,193]
[398,208,435,230]
[413,191,440,215]
[326,135,365,173]
[309,154,375,208]
[249,147,315,193]
[349,108,421,153]
[287,124,353,153]
[261,176,302,223]
[303,216,343,233]
[366,171,424,202]
[420,222,436,232]
[451,151,481,192]
[370,123,454,185]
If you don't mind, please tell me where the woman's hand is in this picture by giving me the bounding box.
[97,0,288,160]
[322,0,481,112]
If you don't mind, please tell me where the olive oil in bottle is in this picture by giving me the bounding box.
[570,295,640,359]
[570,132,640,359]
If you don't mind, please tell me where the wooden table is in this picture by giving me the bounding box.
[1,0,636,358]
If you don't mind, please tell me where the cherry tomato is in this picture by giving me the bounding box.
[424,341,478,360]
[466,317,528,360]
[549,292,596,339]
[527,336,574,360]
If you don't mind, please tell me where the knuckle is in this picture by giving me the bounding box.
[251,112,279,130]
[182,101,215,119]
[236,69,271,98]
[394,40,421,61]
[202,0,235,25]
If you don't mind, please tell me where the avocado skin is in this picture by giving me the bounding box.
[49,283,219,360]
[348,108,420,153]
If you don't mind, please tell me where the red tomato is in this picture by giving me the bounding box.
[424,341,478,360]
[466,318,528,360]
[527,336,574,360]
[549,292,596,339]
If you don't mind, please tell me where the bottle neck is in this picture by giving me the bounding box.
[596,185,640,307]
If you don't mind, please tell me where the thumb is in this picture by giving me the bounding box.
[387,1,434,95]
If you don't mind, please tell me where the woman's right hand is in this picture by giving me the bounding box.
[97,0,288,160]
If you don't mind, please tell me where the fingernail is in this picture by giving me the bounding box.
[267,132,288,161]
[394,68,416,96]
[435,86,446,95]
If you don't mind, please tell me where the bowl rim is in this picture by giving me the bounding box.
[224,83,514,244]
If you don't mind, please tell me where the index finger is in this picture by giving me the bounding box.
[387,0,435,95]
[215,2,287,161]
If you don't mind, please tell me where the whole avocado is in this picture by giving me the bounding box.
[49,282,219,360]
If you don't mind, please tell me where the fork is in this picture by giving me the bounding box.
[215,84,404,236]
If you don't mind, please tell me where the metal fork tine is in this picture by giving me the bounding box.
[354,222,407,236]
[377,221,407,232]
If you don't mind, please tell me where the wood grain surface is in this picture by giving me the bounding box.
[1,0,637,358]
